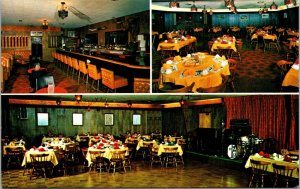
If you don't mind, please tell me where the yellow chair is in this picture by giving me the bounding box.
[71,58,79,78]
[87,64,101,91]
[272,163,298,187]
[78,60,88,85]
[248,159,272,187]
[159,82,195,93]
[133,78,150,93]
[101,68,128,93]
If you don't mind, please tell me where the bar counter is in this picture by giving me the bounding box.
[57,49,150,92]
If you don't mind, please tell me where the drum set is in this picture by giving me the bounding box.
[227,134,264,159]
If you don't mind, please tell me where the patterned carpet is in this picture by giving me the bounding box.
[4,62,99,93]
[152,36,298,93]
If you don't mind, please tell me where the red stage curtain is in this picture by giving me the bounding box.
[224,95,297,150]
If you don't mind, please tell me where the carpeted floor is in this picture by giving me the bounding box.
[4,62,99,93]
[152,34,299,93]
[3,35,298,93]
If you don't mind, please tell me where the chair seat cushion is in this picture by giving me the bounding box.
[114,75,128,89]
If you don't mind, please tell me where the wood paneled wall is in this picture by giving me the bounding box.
[75,11,149,46]
[1,26,61,62]
[161,104,225,136]
[4,106,162,146]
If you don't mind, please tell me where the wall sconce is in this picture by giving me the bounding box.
[105,101,109,108]
[179,98,186,106]
[191,1,197,12]
[270,1,278,10]
[58,2,68,19]
[169,1,179,8]
[202,5,207,14]
[230,6,238,14]
[42,20,48,30]
[128,101,132,108]
[75,95,82,103]
[224,0,234,8]
[56,98,61,106]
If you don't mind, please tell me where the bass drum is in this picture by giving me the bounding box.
[227,144,237,159]
[236,139,247,159]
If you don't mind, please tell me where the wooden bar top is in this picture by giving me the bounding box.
[58,49,150,70]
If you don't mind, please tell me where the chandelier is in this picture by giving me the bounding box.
[202,5,207,14]
[224,0,234,8]
[270,0,278,10]
[191,1,197,12]
[169,1,179,8]
[42,20,48,30]
[58,2,68,19]
[285,0,296,6]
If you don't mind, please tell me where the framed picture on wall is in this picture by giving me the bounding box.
[199,112,211,128]
[37,113,48,126]
[73,113,83,126]
[133,114,141,125]
[104,113,114,126]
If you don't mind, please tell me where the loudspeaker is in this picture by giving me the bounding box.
[230,119,251,136]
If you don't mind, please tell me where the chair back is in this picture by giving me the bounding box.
[30,153,50,164]
[159,82,195,93]
[250,159,271,175]
[78,60,88,74]
[101,68,115,89]
[164,147,178,154]
[36,75,55,91]
[6,147,23,156]
[87,64,101,80]
[89,150,105,162]
[272,163,296,177]
[134,78,150,93]
[111,150,126,161]
[71,58,79,70]
[228,58,238,77]
[197,75,228,93]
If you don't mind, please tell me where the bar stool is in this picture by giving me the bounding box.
[272,163,298,187]
[248,159,272,187]
[66,56,73,75]
[133,78,150,93]
[101,68,128,93]
[87,64,101,91]
[71,58,79,79]
[78,60,88,86]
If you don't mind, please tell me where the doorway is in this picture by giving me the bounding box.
[31,36,43,62]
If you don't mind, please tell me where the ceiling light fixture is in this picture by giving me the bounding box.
[263,4,268,13]
[202,5,207,14]
[191,1,197,12]
[285,0,296,6]
[58,2,68,19]
[224,0,234,8]
[270,0,278,10]
[169,1,179,8]
[258,7,263,14]
[42,20,48,30]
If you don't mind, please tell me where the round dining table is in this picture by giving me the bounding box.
[160,54,230,92]
[27,67,47,74]
[35,86,68,93]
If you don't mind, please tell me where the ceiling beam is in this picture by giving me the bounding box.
[8,98,223,109]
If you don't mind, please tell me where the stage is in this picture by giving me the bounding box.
[185,150,247,171]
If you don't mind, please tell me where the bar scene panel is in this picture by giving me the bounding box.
[1,0,150,93]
